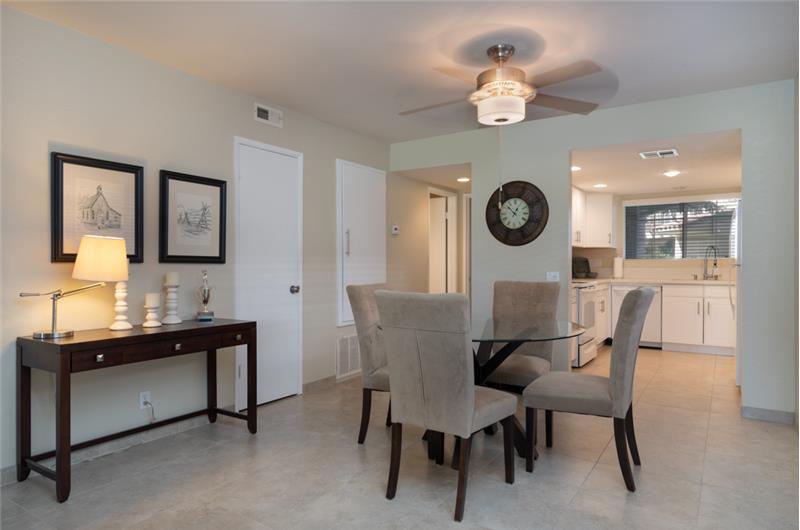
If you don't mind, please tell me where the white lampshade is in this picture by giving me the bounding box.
[477,95,525,126]
[72,235,129,282]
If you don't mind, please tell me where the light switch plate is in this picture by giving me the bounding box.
[546,271,560,282]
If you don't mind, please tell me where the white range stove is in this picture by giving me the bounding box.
[571,280,599,367]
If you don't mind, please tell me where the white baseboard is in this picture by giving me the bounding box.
[661,342,735,356]
[741,406,796,425]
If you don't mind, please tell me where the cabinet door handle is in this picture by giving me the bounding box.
[608,233,611,244]
[96,354,104,363]
[576,230,581,243]
[707,302,711,315]
[697,301,700,315]
[174,343,182,351]
[235,333,242,341]
[345,229,351,256]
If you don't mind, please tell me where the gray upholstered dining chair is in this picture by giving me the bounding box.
[486,281,559,443]
[522,288,655,492]
[375,291,517,522]
[347,284,391,444]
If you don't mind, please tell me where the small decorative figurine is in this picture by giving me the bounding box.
[196,270,214,322]
[162,272,182,324]
[143,293,162,328]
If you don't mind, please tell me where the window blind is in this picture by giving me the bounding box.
[625,198,739,259]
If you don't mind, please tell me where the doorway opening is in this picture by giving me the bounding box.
[429,188,457,293]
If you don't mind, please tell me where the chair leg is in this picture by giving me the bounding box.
[625,404,641,466]
[454,435,472,522]
[451,437,461,470]
[386,423,402,499]
[613,417,636,492]
[385,399,392,427]
[357,388,372,444]
[433,432,444,465]
[525,408,537,472]
[545,410,553,448]
[500,416,515,484]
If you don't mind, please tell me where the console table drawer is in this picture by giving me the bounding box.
[72,345,147,372]
[164,335,221,356]
[220,329,250,348]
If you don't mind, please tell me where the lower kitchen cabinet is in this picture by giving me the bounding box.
[704,297,736,348]
[662,295,704,345]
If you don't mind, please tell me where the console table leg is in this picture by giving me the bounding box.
[207,349,217,423]
[247,336,257,434]
[55,355,71,503]
[16,345,31,481]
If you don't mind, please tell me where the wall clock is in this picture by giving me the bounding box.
[485,180,549,246]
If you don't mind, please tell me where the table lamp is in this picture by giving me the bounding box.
[72,235,131,331]
[20,235,130,338]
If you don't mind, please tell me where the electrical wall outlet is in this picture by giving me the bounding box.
[139,390,152,410]
[546,271,560,282]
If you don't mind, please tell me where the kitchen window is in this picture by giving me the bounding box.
[624,197,739,259]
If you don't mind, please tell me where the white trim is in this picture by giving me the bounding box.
[622,192,741,207]
[461,193,472,296]
[336,159,387,327]
[233,136,304,411]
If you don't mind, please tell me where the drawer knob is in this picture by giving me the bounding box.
[174,343,182,351]
[96,354,104,363]
[235,333,242,341]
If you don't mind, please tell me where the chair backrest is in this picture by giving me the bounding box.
[608,288,655,418]
[375,291,475,439]
[346,284,388,376]
[493,281,560,361]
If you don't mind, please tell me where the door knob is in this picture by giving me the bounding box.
[290,285,300,294]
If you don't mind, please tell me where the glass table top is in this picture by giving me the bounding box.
[473,319,585,343]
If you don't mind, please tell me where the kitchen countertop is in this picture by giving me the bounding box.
[588,278,736,286]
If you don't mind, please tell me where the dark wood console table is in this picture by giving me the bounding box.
[16,318,257,502]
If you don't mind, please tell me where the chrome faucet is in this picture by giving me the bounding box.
[703,246,718,280]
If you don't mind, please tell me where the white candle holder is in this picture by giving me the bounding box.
[143,304,162,328]
[162,283,182,325]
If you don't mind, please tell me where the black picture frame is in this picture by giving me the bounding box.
[159,170,227,263]
[51,152,144,263]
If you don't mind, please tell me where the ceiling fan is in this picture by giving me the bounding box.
[399,44,602,125]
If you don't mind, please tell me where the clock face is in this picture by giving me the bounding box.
[500,197,530,229]
[485,180,549,246]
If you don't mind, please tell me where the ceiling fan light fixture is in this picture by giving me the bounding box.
[477,95,525,126]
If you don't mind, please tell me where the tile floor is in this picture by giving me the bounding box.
[1,347,797,529]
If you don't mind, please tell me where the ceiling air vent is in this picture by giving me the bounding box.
[254,103,283,128]
[638,148,679,159]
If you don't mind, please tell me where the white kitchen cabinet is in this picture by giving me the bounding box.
[571,187,586,246]
[704,297,737,348]
[584,193,615,248]
[662,295,704,345]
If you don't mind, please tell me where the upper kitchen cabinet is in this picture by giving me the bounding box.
[571,187,586,246]
[571,187,615,248]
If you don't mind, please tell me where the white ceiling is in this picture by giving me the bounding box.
[571,129,741,196]
[395,163,472,193]
[9,2,798,142]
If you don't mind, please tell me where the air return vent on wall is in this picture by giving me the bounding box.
[336,334,361,380]
[254,102,284,128]
[638,148,679,159]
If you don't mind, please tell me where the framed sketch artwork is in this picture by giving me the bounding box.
[51,152,144,262]
[159,170,227,263]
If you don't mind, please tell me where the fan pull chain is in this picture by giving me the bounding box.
[497,125,504,209]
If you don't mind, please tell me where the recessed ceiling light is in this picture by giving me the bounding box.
[571,166,582,171]
[663,170,681,177]
[593,183,608,189]
[457,177,470,182]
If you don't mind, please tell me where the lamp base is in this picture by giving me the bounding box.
[109,321,133,331]
[33,329,74,339]
[196,310,215,322]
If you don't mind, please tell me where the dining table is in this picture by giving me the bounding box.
[424,318,585,462]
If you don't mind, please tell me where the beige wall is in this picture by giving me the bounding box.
[392,80,797,417]
[386,173,429,292]
[0,8,388,468]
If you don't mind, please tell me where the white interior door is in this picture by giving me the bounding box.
[235,138,302,410]
[429,196,447,293]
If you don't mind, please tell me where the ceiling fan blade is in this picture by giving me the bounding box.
[433,66,476,86]
[529,93,598,115]
[529,60,602,88]
[398,98,467,116]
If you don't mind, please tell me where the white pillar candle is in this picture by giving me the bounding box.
[165,272,180,286]
[145,292,160,308]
